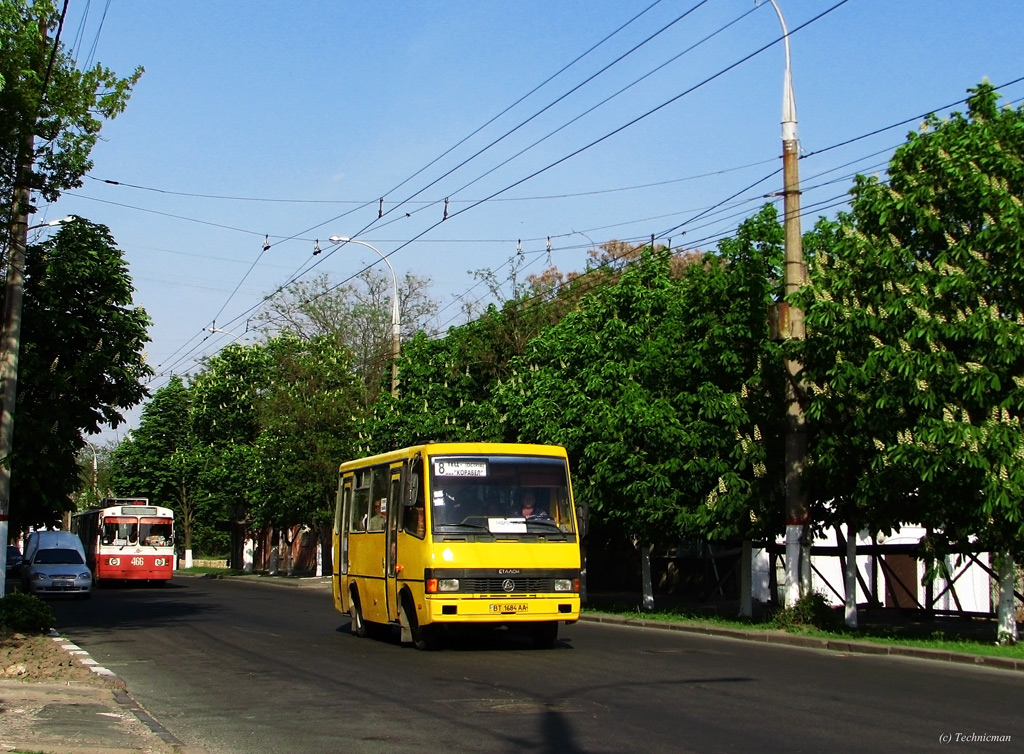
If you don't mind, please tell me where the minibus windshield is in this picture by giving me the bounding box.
[428,454,575,536]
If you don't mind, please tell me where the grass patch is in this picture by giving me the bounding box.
[176,566,246,576]
[583,603,1024,660]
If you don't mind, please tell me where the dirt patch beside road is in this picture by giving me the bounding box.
[1,630,112,685]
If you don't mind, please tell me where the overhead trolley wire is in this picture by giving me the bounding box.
[151,3,1015,390]
[255,0,721,309]
[413,1,764,213]
[187,1,690,350]
[150,0,854,384]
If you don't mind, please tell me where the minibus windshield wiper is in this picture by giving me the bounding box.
[437,520,490,531]
[525,518,567,532]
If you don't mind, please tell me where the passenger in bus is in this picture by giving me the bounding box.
[367,499,386,531]
[438,491,465,524]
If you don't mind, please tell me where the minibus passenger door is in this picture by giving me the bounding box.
[386,470,402,621]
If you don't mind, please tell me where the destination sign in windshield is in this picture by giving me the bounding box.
[432,459,488,477]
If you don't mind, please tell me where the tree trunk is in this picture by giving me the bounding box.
[640,543,654,612]
[284,529,294,576]
[243,536,254,573]
[739,540,753,618]
[784,525,802,607]
[996,552,1018,645]
[844,528,858,628]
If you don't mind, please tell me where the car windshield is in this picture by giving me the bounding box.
[33,549,84,565]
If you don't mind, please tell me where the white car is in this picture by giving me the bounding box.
[22,546,92,598]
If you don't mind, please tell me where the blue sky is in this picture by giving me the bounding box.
[41,0,1024,441]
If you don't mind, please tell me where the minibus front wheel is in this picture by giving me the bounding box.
[400,593,439,651]
[349,588,368,638]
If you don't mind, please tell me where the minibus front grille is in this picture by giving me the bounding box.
[461,577,553,593]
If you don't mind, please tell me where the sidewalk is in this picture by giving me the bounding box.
[0,679,188,754]
[0,633,204,754]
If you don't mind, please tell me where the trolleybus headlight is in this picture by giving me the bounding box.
[553,578,576,592]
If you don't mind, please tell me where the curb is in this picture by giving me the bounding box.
[579,613,1024,673]
[48,629,193,751]
[50,630,124,685]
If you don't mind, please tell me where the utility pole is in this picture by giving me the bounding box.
[0,15,50,595]
[0,144,34,597]
[769,0,810,608]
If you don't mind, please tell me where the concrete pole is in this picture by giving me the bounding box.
[389,288,400,398]
[0,165,32,597]
[768,0,809,608]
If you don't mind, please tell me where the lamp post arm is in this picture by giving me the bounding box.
[329,236,402,396]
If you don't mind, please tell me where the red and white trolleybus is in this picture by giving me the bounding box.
[72,498,175,583]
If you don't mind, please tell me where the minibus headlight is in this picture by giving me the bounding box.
[554,578,574,592]
[437,578,460,592]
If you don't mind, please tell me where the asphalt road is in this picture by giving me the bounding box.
[48,576,1023,754]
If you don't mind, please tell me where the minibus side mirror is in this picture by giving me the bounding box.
[575,501,589,538]
[404,471,419,506]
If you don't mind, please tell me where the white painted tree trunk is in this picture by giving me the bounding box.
[183,548,193,569]
[844,530,858,628]
[640,544,655,612]
[269,531,279,576]
[243,537,255,574]
[784,524,802,607]
[801,538,813,596]
[996,552,1018,645]
[739,540,753,618]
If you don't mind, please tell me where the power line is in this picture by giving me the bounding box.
[180,2,717,354]
[142,37,1023,392]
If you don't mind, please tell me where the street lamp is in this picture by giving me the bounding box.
[329,236,401,398]
[766,0,809,609]
[208,325,246,344]
[29,215,74,232]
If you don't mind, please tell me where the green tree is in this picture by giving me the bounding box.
[189,344,271,565]
[0,1,141,591]
[368,252,612,453]
[0,1,142,230]
[11,219,150,529]
[108,376,210,560]
[253,268,438,405]
[251,335,363,573]
[499,226,784,548]
[796,82,1024,643]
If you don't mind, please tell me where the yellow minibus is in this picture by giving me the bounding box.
[332,442,586,649]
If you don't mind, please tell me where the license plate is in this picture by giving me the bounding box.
[490,603,528,614]
[53,581,73,588]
